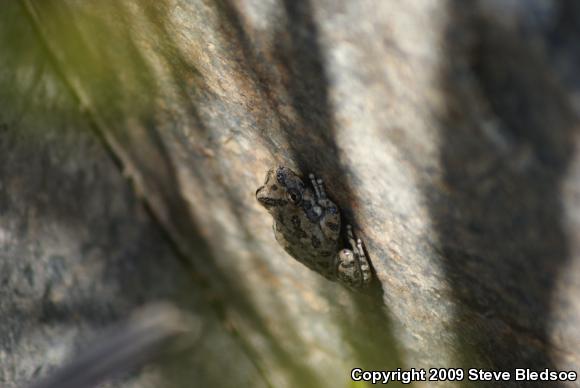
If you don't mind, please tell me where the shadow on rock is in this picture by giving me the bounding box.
[430,2,580,385]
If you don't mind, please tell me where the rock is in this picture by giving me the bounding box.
[1,1,580,387]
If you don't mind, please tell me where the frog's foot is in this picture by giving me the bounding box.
[309,172,338,213]
[336,225,372,288]
[308,173,327,201]
[348,225,372,286]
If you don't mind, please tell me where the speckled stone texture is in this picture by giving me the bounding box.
[2,0,580,387]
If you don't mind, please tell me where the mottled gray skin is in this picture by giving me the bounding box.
[256,166,372,289]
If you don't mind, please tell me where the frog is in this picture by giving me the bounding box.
[255,166,372,289]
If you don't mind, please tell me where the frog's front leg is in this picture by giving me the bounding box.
[309,173,329,217]
[336,225,372,288]
[309,173,327,200]
[308,173,341,240]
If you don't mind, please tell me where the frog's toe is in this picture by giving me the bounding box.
[359,255,372,286]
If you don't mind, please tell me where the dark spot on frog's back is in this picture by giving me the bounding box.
[277,213,285,226]
[327,222,339,232]
[317,261,330,269]
[311,235,321,248]
[291,216,301,228]
[296,229,308,239]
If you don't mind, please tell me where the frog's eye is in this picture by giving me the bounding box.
[287,188,302,204]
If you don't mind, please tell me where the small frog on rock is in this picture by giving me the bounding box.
[256,166,372,289]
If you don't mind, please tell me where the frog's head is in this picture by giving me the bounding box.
[256,166,306,212]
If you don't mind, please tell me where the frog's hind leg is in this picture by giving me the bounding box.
[336,225,362,288]
[345,224,357,251]
[355,233,372,286]
[346,225,372,287]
